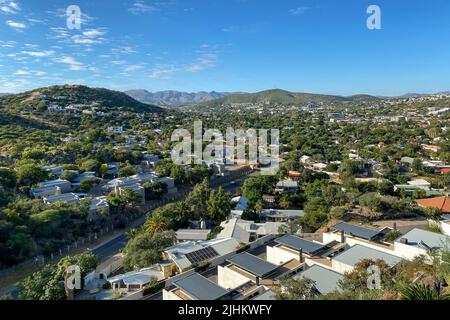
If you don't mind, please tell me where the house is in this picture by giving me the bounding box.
[108,126,124,134]
[400,157,415,166]
[162,238,241,276]
[300,155,312,164]
[266,234,346,267]
[218,252,303,290]
[230,196,249,217]
[288,171,301,181]
[218,218,283,244]
[89,196,110,214]
[163,272,229,300]
[431,214,450,236]
[262,195,276,207]
[275,180,298,194]
[331,244,402,274]
[293,265,343,295]
[30,179,72,198]
[43,193,80,205]
[108,266,164,291]
[407,179,431,191]
[41,165,64,177]
[176,229,211,242]
[107,162,121,177]
[394,228,450,260]
[415,196,450,213]
[258,209,305,222]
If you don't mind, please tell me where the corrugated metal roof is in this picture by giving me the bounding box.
[227,252,279,277]
[173,273,229,300]
[333,244,401,267]
[294,265,343,295]
[275,235,326,255]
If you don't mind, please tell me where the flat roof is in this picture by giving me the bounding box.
[331,222,383,240]
[172,273,228,300]
[294,265,343,295]
[275,235,326,255]
[396,228,449,250]
[333,244,401,267]
[227,252,279,278]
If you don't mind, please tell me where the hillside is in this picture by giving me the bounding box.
[0,85,164,113]
[125,89,232,107]
[195,89,382,107]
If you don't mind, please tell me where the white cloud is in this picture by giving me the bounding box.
[82,29,106,38]
[184,53,217,73]
[56,56,85,71]
[149,64,178,80]
[71,28,107,45]
[124,64,145,72]
[6,20,27,30]
[14,69,30,76]
[289,7,310,16]
[0,1,21,14]
[21,50,55,57]
[128,1,157,15]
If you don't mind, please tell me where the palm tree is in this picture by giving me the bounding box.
[401,284,450,300]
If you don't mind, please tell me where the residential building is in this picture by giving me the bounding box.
[293,265,343,295]
[258,209,305,222]
[394,228,450,260]
[275,179,298,194]
[176,229,211,242]
[43,193,80,205]
[415,196,450,214]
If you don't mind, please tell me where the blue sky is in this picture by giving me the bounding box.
[1,0,450,96]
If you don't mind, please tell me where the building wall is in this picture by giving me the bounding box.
[266,246,299,265]
[331,260,353,274]
[217,265,252,290]
[162,289,183,301]
[441,222,450,237]
[394,242,428,260]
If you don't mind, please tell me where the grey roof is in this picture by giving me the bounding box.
[331,222,383,240]
[441,214,450,221]
[173,273,228,300]
[294,265,343,295]
[176,229,211,241]
[252,290,276,300]
[227,252,279,278]
[333,244,401,267]
[395,228,449,250]
[275,235,326,255]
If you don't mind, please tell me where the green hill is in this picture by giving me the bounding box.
[0,85,164,113]
[196,89,382,107]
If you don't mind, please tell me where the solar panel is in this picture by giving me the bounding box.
[186,247,219,264]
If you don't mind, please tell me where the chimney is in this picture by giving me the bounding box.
[114,182,120,196]
[55,186,62,196]
[299,248,303,262]
[400,238,408,244]
[341,230,345,243]
[393,222,397,231]
[200,219,206,230]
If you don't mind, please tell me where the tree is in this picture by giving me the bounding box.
[99,163,109,178]
[118,163,136,178]
[275,278,318,300]
[144,211,172,236]
[16,164,49,188]
[79,159,100,173]
[185,178,210,220]
[123,231,176,271]
[207,187,231,222]
[401,284,450,300]
[144,181,168,200]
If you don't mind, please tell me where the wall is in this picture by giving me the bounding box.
[394,242,428,260]
[266,246,299,265]
[162,289,183,301]
[217,265,252,290]
[331,260,353,275]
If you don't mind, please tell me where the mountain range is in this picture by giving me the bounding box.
[125,90,233,107]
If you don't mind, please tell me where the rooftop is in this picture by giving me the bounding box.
[294,265,343,295]
[227,252,279,278]
[331,222,385,241]
[275,235,326,255]
[395,228,449,250]
[415,196,450,213]
[172,273,229,300]
[333,244,402,268]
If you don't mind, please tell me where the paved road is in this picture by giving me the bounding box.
[90,172,254,262]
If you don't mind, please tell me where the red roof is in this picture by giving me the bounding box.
[441,168,450,174]
[415,196,450,213]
